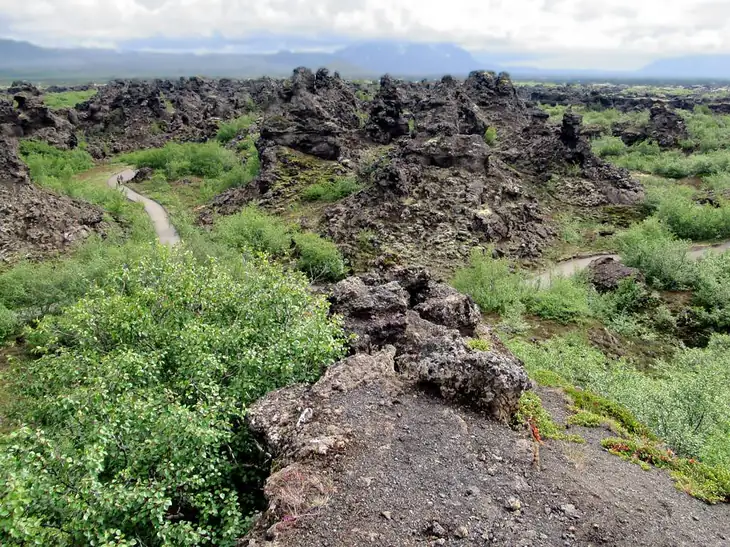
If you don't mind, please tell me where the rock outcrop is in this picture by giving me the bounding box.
[588,256,645,293]
[200,69,642,269]
[0,99,105,262]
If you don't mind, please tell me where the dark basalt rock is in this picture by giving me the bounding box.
[365,75,409,144]
[328,270,529,420]
[588,256,645,293]
[648,104,688,149]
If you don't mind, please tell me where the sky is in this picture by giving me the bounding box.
[0,0,728,69]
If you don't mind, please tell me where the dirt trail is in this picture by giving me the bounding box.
[108,169,180,246]
[534,240,730,285]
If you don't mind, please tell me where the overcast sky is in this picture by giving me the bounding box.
[0,0,727,69]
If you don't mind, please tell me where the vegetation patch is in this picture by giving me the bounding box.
[42,89,97,109]
[602,437,730,503]
[216,114,257,144]
[214,205,346,282]
[0,246,347,545]
[514,392,584,443]
[122,141,260,205]
[302,177,362,202]
[466,338,491,352]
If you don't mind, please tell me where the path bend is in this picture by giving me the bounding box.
[108,169,180,246]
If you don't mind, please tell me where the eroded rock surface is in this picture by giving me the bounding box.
[200,69,642,269]
[588,256,645,293]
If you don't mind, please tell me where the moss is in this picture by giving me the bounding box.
[515,392,584,444]
[302,177,361,202]
[484,126,497,146]
[564,387,654,439]
[567,409,604,428]
[467,338,491,352]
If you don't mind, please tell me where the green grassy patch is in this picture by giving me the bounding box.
[213,205,346,282]
[42,89,97,109]
[302,177,361,202]
[216,114,257,144]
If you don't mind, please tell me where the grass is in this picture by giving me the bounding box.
[42,89,97,109]
[121,140,260,206]
[302,177,361,202]
[216,114,257,144]
[507,333,730,475]
[453,248,595,325]
[18,141,153,242]
[213,205,347,282]
[510,336,730,503]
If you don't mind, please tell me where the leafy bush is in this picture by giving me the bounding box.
[19,140,94,181]
[484,126,497,146]
[293,233,346,281]
[302,177,361,202]
[0,304,18,342]
[453,248,527,314]
[123,142,240,181]
[213,206,347,281]
[691,252,730,329]
[0,247,346,545]
[214,205,292,257]
[217,115,257,144]
[651,189,730,241]
[592,136,627,158]
[616,218,694,289]
[42,89,97,109]
[525,276,592,324]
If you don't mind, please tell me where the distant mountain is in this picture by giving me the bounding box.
[638,55,730,80]
[337,41,482,77]
[0,39,361,82]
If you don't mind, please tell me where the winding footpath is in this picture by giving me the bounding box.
[108,169,180,246]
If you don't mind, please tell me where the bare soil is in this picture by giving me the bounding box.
[247,384,730,547]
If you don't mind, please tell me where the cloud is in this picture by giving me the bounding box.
[0,0,728,68]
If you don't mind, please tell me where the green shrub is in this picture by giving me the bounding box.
[302,177,361,202]
[213,206,347,281]
[122,142,239,181]
[453,248,528,314]
[484,126,497,146]
[691,252,730,329]
[651,189,730,241]
[293,232,346,282]
[216,114,257,144]
[213,205,292,257]
[0,246,346,545]
[19,140,94,181]
[0,304,18,342]
[592,136,627,158]
[42,89,97,109]
[616,218,694,289]
[454,249,592,324]
[525,276,592,324]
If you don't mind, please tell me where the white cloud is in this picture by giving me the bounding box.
[1,0,728,67]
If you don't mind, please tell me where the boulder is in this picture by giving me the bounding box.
[588,256,645,293]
